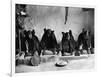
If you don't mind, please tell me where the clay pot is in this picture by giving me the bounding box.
[31,52,41,66]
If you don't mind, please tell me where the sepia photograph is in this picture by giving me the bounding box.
[15,3,94,73]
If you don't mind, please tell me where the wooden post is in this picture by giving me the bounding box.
[19,29,21,52]
[64,7,68,24]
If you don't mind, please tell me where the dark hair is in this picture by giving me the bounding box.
[69,30,72,35]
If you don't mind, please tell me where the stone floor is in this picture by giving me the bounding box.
[15,54,94,73]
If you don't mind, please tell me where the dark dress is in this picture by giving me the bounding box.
[20,30,27,52]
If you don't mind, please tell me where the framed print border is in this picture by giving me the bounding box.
[11,0,96,77]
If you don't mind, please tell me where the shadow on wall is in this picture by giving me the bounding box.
[24,5,94,42]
